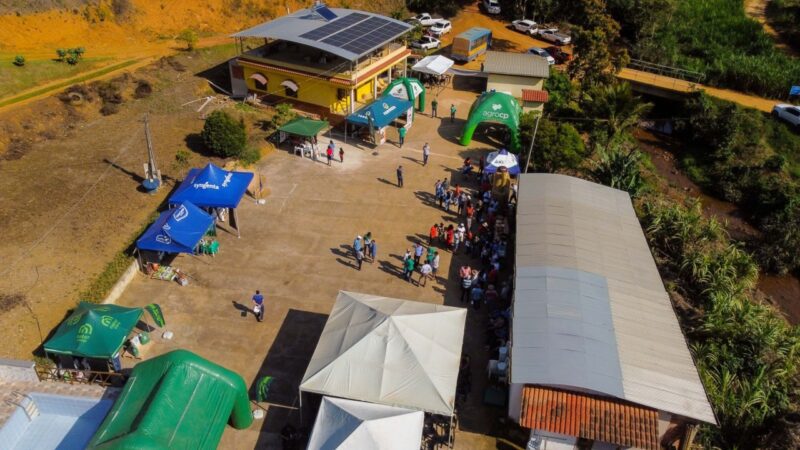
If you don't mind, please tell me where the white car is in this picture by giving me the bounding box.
[773,104,800,129]
[429,20,452,37]
[512,19,538,34]
[482,0,501,14]
[527,47,555,65]
[537,28,571,45]
[408,13,439,27]
[410,36,441,51]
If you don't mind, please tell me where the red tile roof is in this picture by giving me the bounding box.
[520,386,660,450]
[521,89,549,103]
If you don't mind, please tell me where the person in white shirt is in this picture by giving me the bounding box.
[419,263,433,287]
[422,143,431,166]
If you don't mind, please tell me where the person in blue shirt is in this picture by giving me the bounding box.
[252,290,265,322]
[369,239,377,263]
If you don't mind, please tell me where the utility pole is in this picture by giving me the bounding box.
[524,113,541,173]
[142,113,162,191]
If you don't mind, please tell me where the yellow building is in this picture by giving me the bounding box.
[229,5,413,122]
[481,51,550,113]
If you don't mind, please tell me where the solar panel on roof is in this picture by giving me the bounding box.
[321,18,410,55]
[313,4,338,21]
[299,12,369,41]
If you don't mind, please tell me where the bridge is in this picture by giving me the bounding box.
[618,59,779,113]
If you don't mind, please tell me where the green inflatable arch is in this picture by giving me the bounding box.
[459,91,522,151]
[383,77,426,112]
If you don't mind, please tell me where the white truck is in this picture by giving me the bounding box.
[773,104,800,129]
[408,13,439,27]
[482,0,501,14]
[537,28,572,45]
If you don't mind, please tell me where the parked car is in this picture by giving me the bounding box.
[482,0,501,14]
[773,104,800,129]
[512,19,538,34]
[537,28,572,45]
[527,47,555,65]
[429,20,452,37]
[411,36,441,51]
[546,46,572,64]
[408,13,439,27]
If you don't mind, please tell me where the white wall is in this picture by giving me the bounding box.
[487,73,544,99]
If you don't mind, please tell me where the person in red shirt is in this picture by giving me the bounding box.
[446,225,455,250]
[465,203,475,229]
[429,224,439,246]
[454,184,461,197]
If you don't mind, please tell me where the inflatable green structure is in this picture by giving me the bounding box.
[87,349,252,450]
[383,77,425,112]
[459,91,522,151]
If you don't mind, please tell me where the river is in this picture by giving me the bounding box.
[635,129,800,325]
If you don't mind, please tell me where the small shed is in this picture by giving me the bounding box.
[482,51,550,112]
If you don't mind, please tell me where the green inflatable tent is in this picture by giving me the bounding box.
[44,302,165,359]
[88,350,253,450]
[459,91,522,151]
[383,77,426,112]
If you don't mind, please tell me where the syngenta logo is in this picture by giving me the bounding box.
[193,182,219,190]
[77,324,93,343]
[222,173,233,188]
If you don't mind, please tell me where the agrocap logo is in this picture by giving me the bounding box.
[100,315,121,330]
[76,324,93,343]
[482,102,510,120]
[491,103,502,111]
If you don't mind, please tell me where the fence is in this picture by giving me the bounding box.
[627,59,706,84]
[34,364,125,387]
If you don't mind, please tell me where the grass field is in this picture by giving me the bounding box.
[0,56,115,98]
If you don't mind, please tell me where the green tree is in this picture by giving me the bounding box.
[582,82,651,143]
[177,29,198,51]
[543,69,581,116]
[590,142,644,195]
[567,0,629,86]
[201,110,247,158]
[520,113,585,173]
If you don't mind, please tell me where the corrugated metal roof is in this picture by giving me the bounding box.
[520,386,660,450]
[512,174,716,425]
[521,89,549,102]
[456,27,491,41]
[231,8,411,61]
[483,51,550,78]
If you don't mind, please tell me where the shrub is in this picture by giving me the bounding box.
[265,103,296,131]
[174,149,190,168]
[133,80,153,99]
[590,142,645,196]
[177,29,198,51]
[200,110,247,158]
[66,55,79,65]
[56,48,67,61]
[13,55,25,66]
[520,114,585,173]
[100,102,120,115]
[238,146,262,166]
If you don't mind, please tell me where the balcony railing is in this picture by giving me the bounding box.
[35,364,126,387]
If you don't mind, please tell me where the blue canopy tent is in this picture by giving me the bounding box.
[136,202,214,255]
[346,96,413,145]
[169,163,254,237]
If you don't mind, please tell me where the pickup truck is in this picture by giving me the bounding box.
[512,19,538,34]
[429,20,452,37]
[482,0,501,14]
[408,13,439,27]
[773,104,800,129]
[410,36,441,51]
[537,28,571,45]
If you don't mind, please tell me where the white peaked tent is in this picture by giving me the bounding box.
[300,291,467,416]
[307,396,424,450]
[412,55,455,76]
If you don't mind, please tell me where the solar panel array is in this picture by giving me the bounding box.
[299,13,368,41]
[298,12,410,57]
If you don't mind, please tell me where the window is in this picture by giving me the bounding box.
[337,88,347,100]
[250,73,267,91]
[282,79,299,98]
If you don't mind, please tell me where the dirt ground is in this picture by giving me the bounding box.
[0,44,242,360]
[111,87,510,449]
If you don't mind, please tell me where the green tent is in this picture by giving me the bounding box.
[459,91,522,151]
[383,77,426,112]
[88,350,253,450]
[44,302,149,359]
[278,117,329,138]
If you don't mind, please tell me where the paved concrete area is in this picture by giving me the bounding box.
[115,85,509,449]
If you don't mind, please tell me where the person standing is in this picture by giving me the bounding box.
[353,235,362,259]
[363,232,373,260]
[398,126,407,148]
[479,155,486,176]
[460,271,473,303]
[419,262,433,287]
[466,202,475,230]
[252,290,265,322]
[396,165,404,187]
[369,239,377,263]
[339,147,344,163]
[429,223,439,246]
[414,243,424,267]
[355,248,364,270]
[422,142,431,166]
[432,251,440,277]
[326,145,333,166]
[403,248,412,263]
[450,104,456,123]
[403,256,415,282]
[431,98,438,118]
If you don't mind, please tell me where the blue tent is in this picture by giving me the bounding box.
[347,96,413,129]
[170,163,254,209]
[137,202,214,254]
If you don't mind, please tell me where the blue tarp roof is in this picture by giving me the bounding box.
[170,163,254,209]
[137,202,214,253]
[346,96,413,129]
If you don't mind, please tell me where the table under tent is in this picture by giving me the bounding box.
[345,95,414,146]
[87,350,252,450]
[135,201,215,279]
[300,291,467,448]
[169,163,254,237]
[43,302,165,377]
[276,117,329,160]
[307,396,424,450]
[411,55,454,88]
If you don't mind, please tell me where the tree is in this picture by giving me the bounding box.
[582,82,652,142]
[520,113,585,173]
[543,69,581,116]
[201,110,247,158]
[567,0,629,85]
[177,29,198,51]
[590,141,645,195]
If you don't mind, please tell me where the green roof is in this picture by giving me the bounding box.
[44,302,143,359]
[278,117,329,137]
[88,350,253,450]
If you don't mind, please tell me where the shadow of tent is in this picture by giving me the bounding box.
[254,309,328,448]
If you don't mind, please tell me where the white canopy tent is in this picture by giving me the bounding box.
[307,396,424,450]
[300,291,467,416]
[412,55,455,76]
